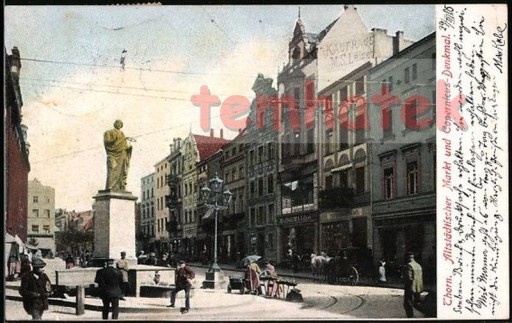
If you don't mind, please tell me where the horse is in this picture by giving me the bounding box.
[310,253,332,281]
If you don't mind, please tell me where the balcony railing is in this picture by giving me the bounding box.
[165,195,182,208]
[166,174,181,186]
[319,187,355,209]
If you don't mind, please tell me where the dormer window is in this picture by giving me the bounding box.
[292,46,301,63]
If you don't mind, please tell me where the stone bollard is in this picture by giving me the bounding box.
[76,286,85,315]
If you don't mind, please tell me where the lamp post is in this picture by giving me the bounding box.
[200,174,232,288]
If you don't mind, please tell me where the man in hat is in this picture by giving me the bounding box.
[403,252,424,318]
[95,258,123,320]
[168,260,195,314]
[116,251,129,300]
[19,258,52,320]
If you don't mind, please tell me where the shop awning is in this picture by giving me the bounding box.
[331,163,353,173]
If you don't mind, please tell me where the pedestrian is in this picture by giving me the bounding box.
[116,251,129,300]
[95,258,123,320]
[65,253,75,269]
[19,258,52,320]
[264,260,279,297]
[245,260,262,295]
[167,260,195,314]
[378,259,387,283]
[403,252,423,318]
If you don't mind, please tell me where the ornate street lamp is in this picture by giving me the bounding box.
[200,174,232,287]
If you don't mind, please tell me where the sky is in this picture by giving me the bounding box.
[4,5,435,211]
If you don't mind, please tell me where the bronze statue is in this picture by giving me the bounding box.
[104,120,134,191]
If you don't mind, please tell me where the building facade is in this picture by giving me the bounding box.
[368,32,436,283]
[166,138,184,255]
[245,74,280,261]
[5,46,30,243]
[138,173,155,253]
[316,5,414,257]
[154,155,171,254]
[27,178,55,256]
[221,130,247,263]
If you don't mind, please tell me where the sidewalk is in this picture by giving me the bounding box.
[5,280,257,320]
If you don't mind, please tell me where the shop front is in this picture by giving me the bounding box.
[278,211,318,264]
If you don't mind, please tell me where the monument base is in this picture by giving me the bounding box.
[93,190,138,261]
[202,270,227,289]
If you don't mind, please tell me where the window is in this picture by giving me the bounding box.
[404,67,410,83]
[355,76,365,96]
[32,209,39,217]
[412,63,417,80]
[268,204,275,224]
[33,196,38,203]
[268,233,274,250]
[267,143,274,160]
[383,107,393,138]
[354,111,366,145]
[258,145,264,163]
[32,225,39,233]
[355,166,365,194]
[249,150,255,166]
[325,130,333,154]
[293,132,301,156]
[431,52,436,70]
[258,206,265,225]
[250,181,255,198]
[239,166,244,179]
[267,175,274,194]
[404,97,418,130]
[258,178,264,196]
[307,128,314,154]
[250,208,256,227]
[339,111,349,150]
[339,87,348,103]
[384,168,394,199]
[407,161,419,195]
[325,175,333,190]
[339,170,348,189]
[381,80,388,95]
[388,76,393,91]
[44,209,51,218]
[232,169,236,181]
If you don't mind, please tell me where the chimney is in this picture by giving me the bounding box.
[393,31,404,54]
[220,129,224,139]
[210,129,214,137]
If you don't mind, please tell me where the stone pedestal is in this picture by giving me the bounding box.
[202,270,227,289]
[93,190,138,264]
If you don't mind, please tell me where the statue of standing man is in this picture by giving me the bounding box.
[104,120,134,191]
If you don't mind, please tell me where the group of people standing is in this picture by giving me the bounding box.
[244,260,280,297]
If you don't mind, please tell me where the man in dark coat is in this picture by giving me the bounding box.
[403,252,424,318]
[95,258,123,320]
[167,260,195,314]
[19,258,52,320]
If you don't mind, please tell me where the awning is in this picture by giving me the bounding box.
[331,163,353,173]
[202,208,215,221]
